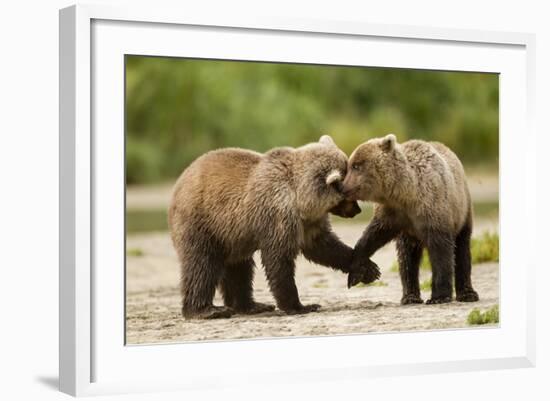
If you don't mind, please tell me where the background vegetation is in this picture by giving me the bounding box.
[125,56,499,184]
[467,305,499,325]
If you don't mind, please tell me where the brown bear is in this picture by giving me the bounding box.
[168,136,379,319]
[342,134,479,305]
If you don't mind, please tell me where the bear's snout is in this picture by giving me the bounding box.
[341,176,360,200]
[331,179,344,193]
[329,199,361,218]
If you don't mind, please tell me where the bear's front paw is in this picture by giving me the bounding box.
[347,258,381,288]
[183,305,234,320]
[236,302,276,314]
[282,303,321,315]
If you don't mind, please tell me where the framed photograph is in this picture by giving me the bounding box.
[59,4,536,396]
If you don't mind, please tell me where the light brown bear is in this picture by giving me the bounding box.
[342,134,479,304]
[168,136,379,319]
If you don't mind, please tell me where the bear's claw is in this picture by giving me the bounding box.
[347,258,381,288]
[456,290,479,302]
[401,294,423,305]
[425,296,452,305]
[236,302,276,314]
[184,306,234,320]
[283,303,321,315]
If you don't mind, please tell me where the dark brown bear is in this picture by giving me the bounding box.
[168,136,379,319]
[343,134,479,305]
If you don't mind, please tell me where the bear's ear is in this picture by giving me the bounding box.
[319,135,336,147]
[325,169,342,186]
[380,133,397,152]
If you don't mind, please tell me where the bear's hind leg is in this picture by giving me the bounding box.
[220,258,275,314]
[178,241,233,319]
[454,222,479,302]
[425,231,454,305]
[396,234,424,305]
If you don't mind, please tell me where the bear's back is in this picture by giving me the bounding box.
[401,139,470,233]
[169,148,262,235]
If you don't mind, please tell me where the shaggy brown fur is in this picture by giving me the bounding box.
[168,136,379,319]
[343,134,479,304]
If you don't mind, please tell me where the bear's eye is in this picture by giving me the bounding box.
[351,162,362,171]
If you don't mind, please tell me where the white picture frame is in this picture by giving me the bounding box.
[59,3,536,397]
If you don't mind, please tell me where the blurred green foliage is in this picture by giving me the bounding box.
[126,56,498,184]
[126,247,144,257]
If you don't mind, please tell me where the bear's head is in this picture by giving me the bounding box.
[294,135,360,220]
[342,134,409,204]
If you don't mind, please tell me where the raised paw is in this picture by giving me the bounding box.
[236,302,276,315]
[347,270,363,289]
[347,258,380,288]
[184,305,234,320]
[283,303,321,315]
[456,289,479,302]
[401,294,423,305]
[425,296,452,305]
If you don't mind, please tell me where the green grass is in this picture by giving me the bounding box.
[126,247,144,257]
[420,277,432,291]
[471,231,499,264]
[354,280,388,288]
[390,251,431,272]
[467,305,499,325]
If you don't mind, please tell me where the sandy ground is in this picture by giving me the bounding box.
[126,220,499,344]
